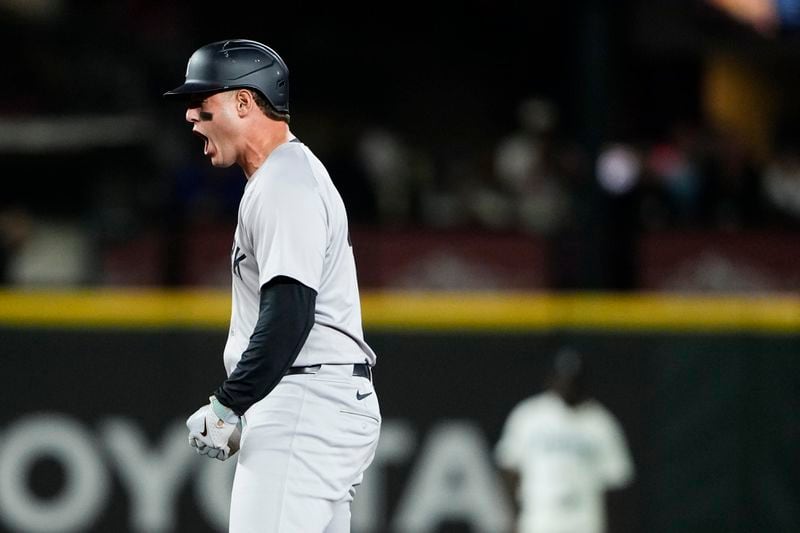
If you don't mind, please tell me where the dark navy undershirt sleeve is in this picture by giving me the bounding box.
[213,275,316,416]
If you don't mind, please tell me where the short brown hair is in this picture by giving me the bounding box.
[251,90,290,124]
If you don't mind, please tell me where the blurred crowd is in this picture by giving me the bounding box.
[360,95,800,235]
[2,1,800,289]
[2,93,799,288]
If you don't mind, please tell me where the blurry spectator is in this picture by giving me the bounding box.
[494,97,558,191]
[762,145,800,226]
[3,214,93,286]
[494,347,634,533]
[356,127,433,227]
[0,207,33,284]
[488,96,572,235]
[641,121,706,229]
[596,142,642,197]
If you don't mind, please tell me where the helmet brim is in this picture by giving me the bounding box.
[163,80,228,99]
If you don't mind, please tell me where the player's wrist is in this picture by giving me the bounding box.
[210,395,239,424]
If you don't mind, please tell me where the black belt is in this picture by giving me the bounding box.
[286,363,372,380]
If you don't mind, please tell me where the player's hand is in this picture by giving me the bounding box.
[189,420,242,460]
[186,396,240,461]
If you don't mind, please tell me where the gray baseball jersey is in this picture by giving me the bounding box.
[223,139,376,376]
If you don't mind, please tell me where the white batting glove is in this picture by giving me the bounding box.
[186,396,241,461]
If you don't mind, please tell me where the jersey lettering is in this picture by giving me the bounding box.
[232,245,247,280]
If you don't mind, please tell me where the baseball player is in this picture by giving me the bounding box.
[164,39,381,532]
[494,348,634,533]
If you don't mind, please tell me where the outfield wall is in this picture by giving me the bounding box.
[0,291,797,533]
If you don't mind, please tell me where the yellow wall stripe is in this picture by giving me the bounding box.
[0,289,230,328]
[360,291,800,332]
[0,289,798,332]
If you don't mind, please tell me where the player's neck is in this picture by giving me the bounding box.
[240,121,292,179]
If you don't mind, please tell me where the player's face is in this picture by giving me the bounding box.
[184,91,241,168]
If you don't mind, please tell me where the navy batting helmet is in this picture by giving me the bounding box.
[164,39,289,114]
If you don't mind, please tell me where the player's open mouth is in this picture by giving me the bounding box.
[193,130,210,154]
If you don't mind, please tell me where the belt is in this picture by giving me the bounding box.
[286,363,372,380]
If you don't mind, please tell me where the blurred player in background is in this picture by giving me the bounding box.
[164,39,381,532]
[494,347,634,533]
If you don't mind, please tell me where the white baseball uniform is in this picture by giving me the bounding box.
[224,139,380,533]
[495,391,633,533]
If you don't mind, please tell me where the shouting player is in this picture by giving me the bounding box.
[164,39,381,532]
